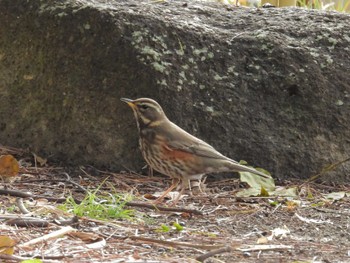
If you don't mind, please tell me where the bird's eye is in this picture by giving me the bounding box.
[139,104,149,110]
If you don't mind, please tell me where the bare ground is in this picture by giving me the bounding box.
[0,153,350,262]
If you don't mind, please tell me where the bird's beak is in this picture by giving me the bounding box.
[120,98,136,109]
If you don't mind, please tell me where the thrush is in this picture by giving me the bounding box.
[121,98,269,203]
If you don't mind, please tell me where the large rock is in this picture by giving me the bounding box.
[0,0,349,181]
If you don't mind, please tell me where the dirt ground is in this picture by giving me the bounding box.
[0,157,350,263]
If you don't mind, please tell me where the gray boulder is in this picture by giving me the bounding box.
[0,0,349,181]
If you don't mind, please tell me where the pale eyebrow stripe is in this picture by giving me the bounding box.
[138,103,160,112]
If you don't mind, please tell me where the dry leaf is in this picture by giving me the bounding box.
[86,238,106,249]
[257,236,269,244]
[0,155,20,182]
[143,193,158,200]
[181,212,192,219]
[33,153,47,167]
[69,232,101,243]
[0,235,16,255]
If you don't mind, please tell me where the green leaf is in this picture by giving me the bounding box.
[269,200,279,206]
[239,171,275,191]
[156,224,170,233]
[239,160,248,165]
[260,186,270,197]
[236,169,273,197]
[307,189,314,200]
[21,259,43,263]
[236,185,297,198]
[173,222,184,231]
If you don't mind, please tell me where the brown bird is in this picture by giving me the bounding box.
[121,98,269,203]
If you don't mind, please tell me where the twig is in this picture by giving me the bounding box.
[4,215,78,227]
[0,254,28,262]
[125,201,203,215]
[0,188,81,203]
[0,188,32,198]
[28,255,73,260]
[312,207,350,215]
[303,157,350,184]
[79,166,99,181]
[0,253,64,263]
[132,236,293,263]
[19,226,76,247]
[0,215,39,220]
[196,246,232,262]
[238,244,292,251]
[6,218,49,227]
[53,216,79,226]
[130,236,222,250]
[197,244,293,262]
[21,173,88,193]
[79,216,133,230]
[36,195,72,203]
[61,172,88,193]
[0,145,27,155]
[16,197,30,214]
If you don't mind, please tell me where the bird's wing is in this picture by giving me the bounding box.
[165,123,236,161]
[161,122,270,178]
[167,139,232,160]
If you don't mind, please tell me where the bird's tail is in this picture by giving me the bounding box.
[224,160,270,178]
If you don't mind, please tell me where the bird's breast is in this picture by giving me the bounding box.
[139,128,156,143]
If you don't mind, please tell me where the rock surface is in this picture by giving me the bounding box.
[0,0,349,181]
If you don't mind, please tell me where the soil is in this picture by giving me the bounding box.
[1,153,349,262]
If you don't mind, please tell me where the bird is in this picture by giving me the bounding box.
[121,98,270,204]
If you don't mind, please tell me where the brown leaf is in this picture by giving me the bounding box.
[0,235,16,255]
[69,231,101,243]
[33,153,47,167]
[143,193,158,200]
[0,155,19,182]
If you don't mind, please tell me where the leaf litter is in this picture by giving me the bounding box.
[0,146,349,262]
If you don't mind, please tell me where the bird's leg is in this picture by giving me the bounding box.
[153,178,180,204]
[188,174,206,195]
[187,178,192,191]
[170,179,187,206]
[148,166,154,177]
[197,175,207,193]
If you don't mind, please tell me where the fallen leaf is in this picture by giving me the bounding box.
[295,213,333,224]
[324,191,346,200]
[69,231,100,243]
[0,235,16,255]
[235,187,261,197]
[0,155,20,182]
[273,187,298,197]
[181,212,192,219]
[86,238,106,249]
[143,193,158,200]
[239,171,275,191]
[257,236,269,244]
[269,226,290,240]
[20,260,43,263]
[260,186,270,197]
[235,169,275,197]
[33,153,47,167]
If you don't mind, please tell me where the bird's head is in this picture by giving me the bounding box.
[121,98,167,129]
